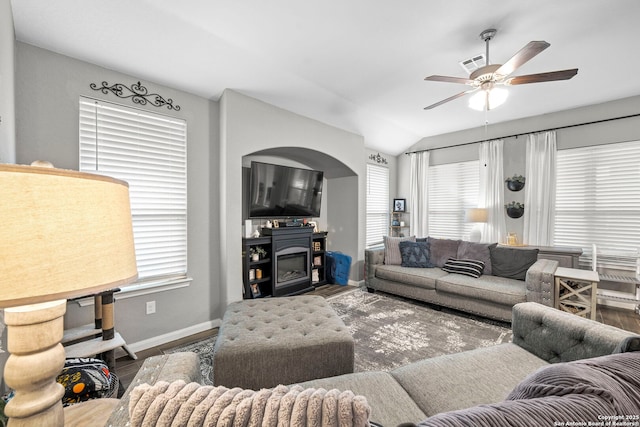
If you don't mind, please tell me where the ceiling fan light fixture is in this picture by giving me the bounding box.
[468,87,508,111]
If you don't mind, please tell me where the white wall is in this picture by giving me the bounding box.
[0,0,15,163]
[14,42,220,346]
[220,90,366,305]
[398,95,640,242]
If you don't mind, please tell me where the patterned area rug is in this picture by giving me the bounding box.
[165,288,512,385]
[327,288,512,372]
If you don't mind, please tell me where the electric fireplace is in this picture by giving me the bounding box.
[270,229,313,296]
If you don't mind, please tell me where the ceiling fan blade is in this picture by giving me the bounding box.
[425,75,475,85]
[505,68,578,85]
[495,41,550,77]
[424,89,477,110]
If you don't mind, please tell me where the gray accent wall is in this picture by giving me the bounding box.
[399,96,640,240]
[14,42,220,345]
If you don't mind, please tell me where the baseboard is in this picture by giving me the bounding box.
[115,318,222,358]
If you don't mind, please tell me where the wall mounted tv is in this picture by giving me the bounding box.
[248,161,324,218]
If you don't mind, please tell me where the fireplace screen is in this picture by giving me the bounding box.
[275,248,309,288]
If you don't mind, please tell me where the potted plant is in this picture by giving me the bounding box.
[505,175,525,192]
[250,246,267,261]
[505,201,525,218]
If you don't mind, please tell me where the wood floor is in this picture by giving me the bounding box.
[115,284,640,391]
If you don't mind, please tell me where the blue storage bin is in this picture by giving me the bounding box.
[326,251,352,285]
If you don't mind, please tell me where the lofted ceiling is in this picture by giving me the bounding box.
[11,0,640,155]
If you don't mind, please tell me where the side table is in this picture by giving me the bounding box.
[554,267,600,320]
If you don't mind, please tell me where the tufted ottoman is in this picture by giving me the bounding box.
[213,295,354,390]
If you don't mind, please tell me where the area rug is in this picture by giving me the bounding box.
[327,288,512,372]
[165,288,512,385]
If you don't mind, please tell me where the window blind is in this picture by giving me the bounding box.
[366,163,389,247]
[79,97,188,284]
[555,140,640,270]
[428,160,479,239]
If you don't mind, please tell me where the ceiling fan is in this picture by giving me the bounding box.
[423,28,578,110]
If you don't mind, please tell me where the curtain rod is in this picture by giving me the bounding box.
[404,112,640,155]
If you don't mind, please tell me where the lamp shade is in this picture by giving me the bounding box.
[0,164,138,308]
[465,208,488,223]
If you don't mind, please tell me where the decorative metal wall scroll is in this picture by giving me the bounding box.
[90,81,181,111]
[369,153,388,164]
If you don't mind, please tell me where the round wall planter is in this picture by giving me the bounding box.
[506,180,525,192]
[506,207,524,219]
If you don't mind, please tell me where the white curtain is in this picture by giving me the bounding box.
[479,139,506,243]
[523,131,556,245]
[409,151,430,237]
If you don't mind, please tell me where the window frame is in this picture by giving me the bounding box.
[554,140,640,271]
[79,96,190,296]
[366,163,390,248]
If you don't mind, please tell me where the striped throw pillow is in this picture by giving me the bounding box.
[441,258,485,278]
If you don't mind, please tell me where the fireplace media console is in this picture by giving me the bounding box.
[242,227,327,298]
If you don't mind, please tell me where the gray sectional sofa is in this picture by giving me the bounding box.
[365,238,563,322]
[101,302,638,427]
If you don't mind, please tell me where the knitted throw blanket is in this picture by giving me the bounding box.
[129,381,372,427]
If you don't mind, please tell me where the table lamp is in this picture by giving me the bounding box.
[0,163,137,426]
[465,208,488,242]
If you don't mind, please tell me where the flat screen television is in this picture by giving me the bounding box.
[248,161,324,218]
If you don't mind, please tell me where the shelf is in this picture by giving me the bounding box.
[65,332,129,359]
[249,277,271,285]
[249,258,271,266]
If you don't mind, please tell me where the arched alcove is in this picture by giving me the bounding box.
[219,90,366,307]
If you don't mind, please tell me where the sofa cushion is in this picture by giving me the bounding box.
[399,241,434,268]
[457,241,497,275]
[490,246,539,280]
[384,235,416,265]
[375,265,448,290]
[435,273,527,306]
[427,238,460,267]
[441,258,484,278]
[392,343,548,417]
[298,371,427,427]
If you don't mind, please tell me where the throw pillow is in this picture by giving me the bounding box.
[399,241,434,268]
[56,357,119,406]
[441,258,485,278]
[129,381,373,427]
[384,235,416,265]
[457,241,498,275]
[427,237,461,267]
[490,246,540,281]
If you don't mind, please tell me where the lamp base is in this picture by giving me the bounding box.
[4,300,67,427]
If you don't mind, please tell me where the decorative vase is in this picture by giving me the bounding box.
[251,253,259,262]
